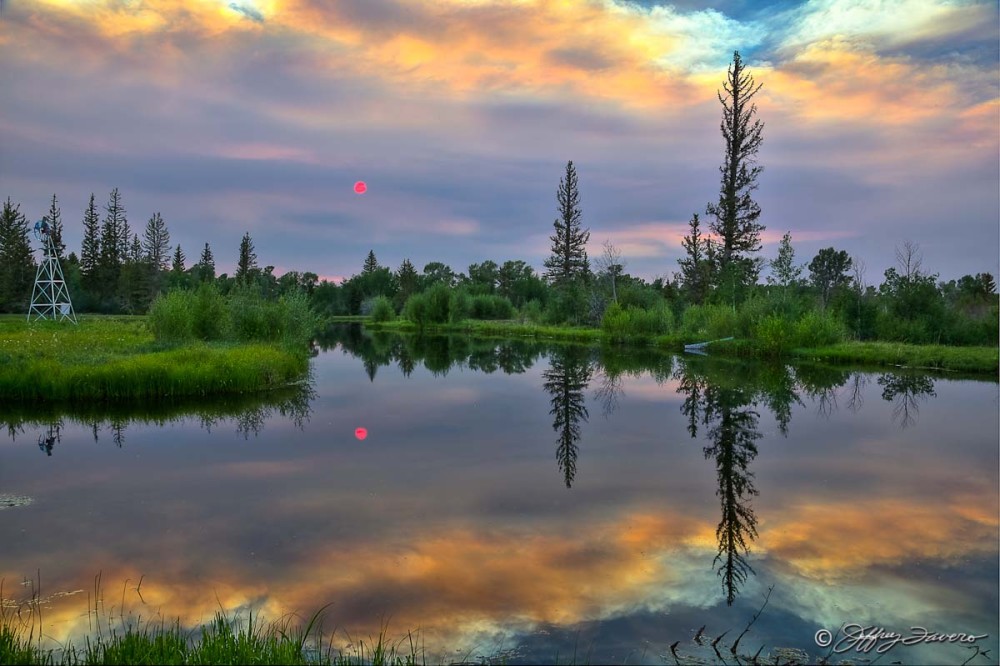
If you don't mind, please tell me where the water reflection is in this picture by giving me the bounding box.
[541,347,594,488]
[316,324,544,377]
[1,381,316,453]
[4,326,993,665]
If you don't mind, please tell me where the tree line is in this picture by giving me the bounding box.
[1,51,995,346]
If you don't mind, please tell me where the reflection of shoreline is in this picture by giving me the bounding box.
[1,379,316,451]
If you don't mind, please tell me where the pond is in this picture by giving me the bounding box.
[2,325,997,665]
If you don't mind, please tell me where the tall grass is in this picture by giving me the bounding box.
[0,311,312,402]
[149,285,317,349]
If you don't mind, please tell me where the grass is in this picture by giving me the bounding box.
[0,315,310,402]
[789,341,999,374]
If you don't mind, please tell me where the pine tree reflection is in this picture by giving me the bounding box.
[542,347,594,488]
[675,359,779,605]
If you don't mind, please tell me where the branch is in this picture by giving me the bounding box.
[731,584,774,655]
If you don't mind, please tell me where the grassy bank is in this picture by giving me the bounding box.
[788,341,999,374]
[357,318,998,374]
[0,316,309,402]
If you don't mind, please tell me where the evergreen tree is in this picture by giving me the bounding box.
[706,51,766,297]
[0,198,37,312]
[197,242,216,283]
[80,194,101,294]
[363,250,378,275]
[142,212,170,271]
[544,160,590,288]
[98,188,127,301]
[236,232,257,285]
[129,233,143,263]
[678,213,714,305]
[395,258,419,309]
[172,244,186,274]
[42,194,65,260]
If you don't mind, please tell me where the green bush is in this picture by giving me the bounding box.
[519,299,544,324]
[227,287,272,342]
[403,292,429,329]
[279,291,319,348]
[680,304,737,340]
[369,295,396,323]
[192,283,227,341]
[793,310,845,347]
[754,314,791,356]
[148,290,194,342]
[425,284,452,324]
[470,295,515,320]
[601,302,629,341]
[449,288,472,323]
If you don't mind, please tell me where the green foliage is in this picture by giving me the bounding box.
[469,294,514,320]
[424,283,452,324]
[808,247,852,308]
[602,302,674,342]
[402,292,428,329]
[680,304,738,340]
[448,287,471,323]
[545,282,589,325]
[369,295,395,323]
[148,290,195,342]
[0,317,309,401]
[518,299,544,324]
[0,197,37,313]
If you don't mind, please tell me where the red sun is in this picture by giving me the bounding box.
[355,427,368,441]
[353,181,367,194]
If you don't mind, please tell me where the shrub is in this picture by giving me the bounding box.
[470,294,515,320]
[519,299,544,324]
[369,295,395,323]
[425,284,452,324]
[680,304,737,340]
[148,290,194,342]
[601,301,629,341]
[403,292,429,329]
[227,288,271,342]
[192,283,227,341]
[279,291,319,348]
[793,310,845,348]
[449,288,472,323]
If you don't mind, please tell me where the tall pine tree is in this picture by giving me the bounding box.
[142,212,170,271]
[363,250,378,274]
[197,242,216,283]
[172,245,186,274]
[42,194,66,260]
[0,198,37,313]
[80,194,101,294]
[706,51,765,301]
[98,187,127,301]
[544,160,590,288]
[236,232,257,285]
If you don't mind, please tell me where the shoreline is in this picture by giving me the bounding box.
[356,318,999,375]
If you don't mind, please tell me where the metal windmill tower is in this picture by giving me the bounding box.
[27,220,78,323]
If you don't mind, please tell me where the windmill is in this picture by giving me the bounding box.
[27,220,78,323]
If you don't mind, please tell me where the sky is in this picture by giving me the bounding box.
[1,0,998,284]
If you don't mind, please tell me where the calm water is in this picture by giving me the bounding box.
[2,325,997,665]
